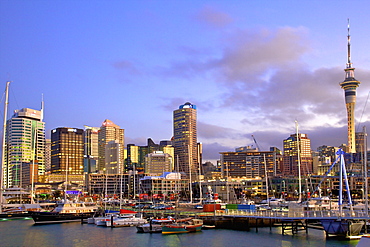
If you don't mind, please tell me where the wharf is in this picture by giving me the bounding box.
[197,209,370,236]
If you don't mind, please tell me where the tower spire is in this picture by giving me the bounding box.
[41,93,44,122]
[347,18,351,68]
[340,19,361,153]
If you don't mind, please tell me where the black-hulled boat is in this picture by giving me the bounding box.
[29,201,98,224]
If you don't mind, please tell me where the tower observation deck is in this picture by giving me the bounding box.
[339,19,361,153]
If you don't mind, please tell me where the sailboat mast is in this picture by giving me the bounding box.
[295,121,302,202]
[30,129,37,204]
[188,145,192,203]
[65,156,69,202]
[0,81,10,214]
[363,126,368,216]
[263,154,269,207]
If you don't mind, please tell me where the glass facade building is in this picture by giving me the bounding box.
[51,127,84,175]
[4,108,45,188]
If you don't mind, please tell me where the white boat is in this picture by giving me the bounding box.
[106,214,147,227]
[95,215,116,226]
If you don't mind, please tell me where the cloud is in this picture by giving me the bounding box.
[156,26,370,158]
[198,121,239,139]
[202,142,232,161]
[194,5,233,28]
[111,60,142,75]
[215,27,310,84]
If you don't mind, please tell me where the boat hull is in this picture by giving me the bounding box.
[162,224,202,234]
[29,211,95,224]
[0,212,31,218]
[107,218,147,227]
[137,223,163,233]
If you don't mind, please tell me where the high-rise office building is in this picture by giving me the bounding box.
[173,102,198,180]
[220,148,277,179]
[105,140,123,174]
[51,127,84,175]
[282,133,313,176]
[145,151,173,176]
[98,119,124,172]
[84,126,99,173]
[339,21,361,153]
[4,108,45,187]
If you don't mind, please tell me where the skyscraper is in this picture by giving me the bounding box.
[51,127,84,175]
[339,20,361,153]
[98,119,124,172]
[282,133,313,176]
[173,102,198,179]
[84,126,99,173]
[4,108,45,187]
[105,140,123,174]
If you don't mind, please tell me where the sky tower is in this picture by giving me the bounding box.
[339,19,361,153]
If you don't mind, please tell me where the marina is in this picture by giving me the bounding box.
[1,3,369,247]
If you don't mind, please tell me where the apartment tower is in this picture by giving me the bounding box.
[173,102,198,180]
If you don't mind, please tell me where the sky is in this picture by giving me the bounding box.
[0,0,369,163]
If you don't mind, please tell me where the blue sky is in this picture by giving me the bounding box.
[1,0,369,162]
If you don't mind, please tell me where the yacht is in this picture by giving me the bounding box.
[30,200,98,224]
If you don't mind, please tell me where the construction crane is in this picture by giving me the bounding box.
[251,135,261,151]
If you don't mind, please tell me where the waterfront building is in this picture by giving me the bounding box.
[51,127,84,176]
[282,133,313,176]
[140,172,188,201]
[339,21,361,153]
[84,126,99,173]
[87,173,142,197]
[45,173,85,188]
[220,147,277,179]
[98,119,124,172]
[173,102,199,180]
[4,108,45,188]
[145,151,173,176]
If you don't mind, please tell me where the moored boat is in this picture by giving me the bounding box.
[29,201,98,224]
[137,217,174,233]
[161,218,203,234]
[106,214,147,227]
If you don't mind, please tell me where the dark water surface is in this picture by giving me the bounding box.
[0,218,359,247]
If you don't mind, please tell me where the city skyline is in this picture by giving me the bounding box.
[1,1,369,162]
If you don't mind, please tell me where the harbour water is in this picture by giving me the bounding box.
[1,218,359,247]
